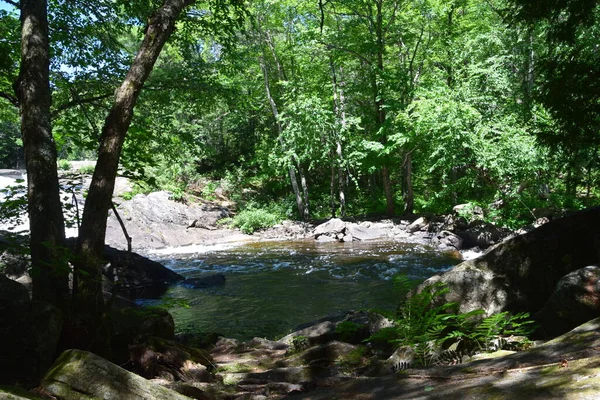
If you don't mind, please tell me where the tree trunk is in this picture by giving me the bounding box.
[299,165,310,220]
[374,0,394,216]
[403,152,414,215]
[259,51,308,220]
[17,0,69,313]
[382,166,394,216]
[330,155,336,218]
[330,58,347,217]
[71,0,195,352]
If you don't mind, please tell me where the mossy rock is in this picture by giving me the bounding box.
[0,386,45,399]
[42,349,192,400]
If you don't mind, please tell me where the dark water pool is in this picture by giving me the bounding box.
[142,240,460,341]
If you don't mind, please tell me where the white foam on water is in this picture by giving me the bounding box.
[149,241,247,256]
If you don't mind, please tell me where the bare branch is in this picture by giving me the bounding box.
[0,91,18,107]
[51,93,112,118]
[1,0,19,8]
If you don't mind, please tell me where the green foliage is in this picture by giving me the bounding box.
[57,159,72,171]
[78,164,96,175]
[0,181,27,230]
[119,183,151,201]
[289,335,310,353]
[335,321,362,343]
[228,208,281,234]
[336,345,368,371]
[370,275,536,367]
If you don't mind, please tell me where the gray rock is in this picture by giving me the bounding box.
[407,217,427,233]
[314,218,346,237]
[346,223,387,241]
[316,234,337,243]
[0,386,45,399]
[431,230,464,250]
[297,341,357,365]
[535,266,600,336]
[416,206,600,318]
[106,191,231,250]
[0,273,29,304]
[42,349,192,400]
[278,321,337,346]
[457,219,509,249]
[336,311,394,344]
[102,245,183,298]
[128,337,213,381]
[0,250,30,279]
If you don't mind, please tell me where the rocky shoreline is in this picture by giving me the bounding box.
[3,175,600,399]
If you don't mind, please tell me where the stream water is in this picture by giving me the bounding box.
[143,240,461,341]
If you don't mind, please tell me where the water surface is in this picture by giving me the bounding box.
[146,240,460,340]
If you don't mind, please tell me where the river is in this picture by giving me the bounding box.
[144,240,461,341]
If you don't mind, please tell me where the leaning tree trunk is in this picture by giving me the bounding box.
[71,0,195,352]
[17,0,69,313]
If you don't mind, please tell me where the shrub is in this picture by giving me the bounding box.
[78,164,95,175]
[58,159,72,171]
[230,208,280,234]
[369,275,536,367]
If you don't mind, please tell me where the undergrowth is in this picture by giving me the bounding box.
[220,208,282,234]
[369,275,536,367]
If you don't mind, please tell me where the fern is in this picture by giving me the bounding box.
[368,274,537,368]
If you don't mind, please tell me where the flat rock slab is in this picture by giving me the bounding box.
[42,349,192,400]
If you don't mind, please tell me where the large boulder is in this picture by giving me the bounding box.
[431,230,464,250]
[313,219,390,242]
[128,337,214,381]
[41,349,193,400]
[535,266,600,337]
[457,219,510,249]
[278,321,337,347]
[416,206,600,317]
[110,306,175,365]
[346,222,388,241]
[0,386,45,399]
[313,218,346,237]
[106,191,231,250]
[102,245,183,298]
[0,273,29,303]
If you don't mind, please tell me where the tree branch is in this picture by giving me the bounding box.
[51,93,112,118]
[1,0,19,8]
[0,91,18,107]
[318,40,372,65]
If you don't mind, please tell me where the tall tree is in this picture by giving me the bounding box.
[70,0,198,352]
[16,0,69,313]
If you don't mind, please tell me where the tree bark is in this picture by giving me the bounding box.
[403,152,414,215]
[374,0,394,216]
[71,0,195,352]
[330,58,347,217]
[17,0,69,313]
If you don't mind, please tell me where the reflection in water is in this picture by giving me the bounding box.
[143,240,460,340]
